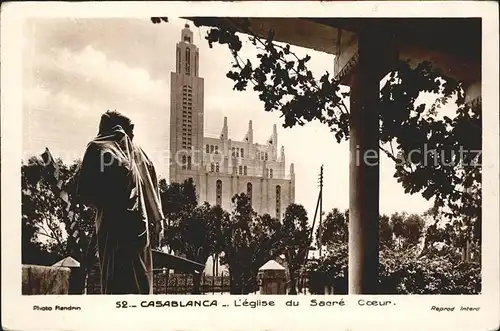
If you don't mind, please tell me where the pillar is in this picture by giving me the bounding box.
[348,28,391,294]
[68,265,85,294]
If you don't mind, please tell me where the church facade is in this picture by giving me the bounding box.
[168,24,295,219]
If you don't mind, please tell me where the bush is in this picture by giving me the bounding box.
[379,249,481,294]
[306,246,481,294]
[306,243,348,294]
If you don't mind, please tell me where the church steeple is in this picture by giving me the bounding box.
[181,23,193,43]
[169,24,204,182]
[176,23,199,77]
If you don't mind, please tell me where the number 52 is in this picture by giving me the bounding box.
[116,301,128,308]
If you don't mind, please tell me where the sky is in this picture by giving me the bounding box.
[22,17,436,220]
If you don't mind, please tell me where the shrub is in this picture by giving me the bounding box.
[306,246,480,294]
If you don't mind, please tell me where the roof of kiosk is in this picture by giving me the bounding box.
[52,256,80,268]
[259,260,286,271]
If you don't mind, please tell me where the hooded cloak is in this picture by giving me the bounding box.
[76,110,164,294]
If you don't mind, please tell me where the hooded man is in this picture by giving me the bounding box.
[76,110,164,294]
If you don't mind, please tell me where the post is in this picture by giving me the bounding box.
[212,254,216,294]
[299,178,322,293]
[167,275,171,295]
[348,28,385,294]
[221,272,224,295]
[318,165,323,258]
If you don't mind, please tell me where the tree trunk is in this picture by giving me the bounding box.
[288,276,298,295]
[241,275,254,294]
[229,268,243,294]
[230,277,243,294]
[192,272,202,294]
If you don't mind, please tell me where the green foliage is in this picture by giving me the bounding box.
[316,208,348,247]
[203,20,348,137]
[164,199,228,265]
[379,250,481,294]
[151,17,169,24]
[21,157,95,266]
[159,177,197,219]
[159,179,230,293]
[420,205,480,262]
[388,212,426,250]
[151,179,313,294]
[379,214,393,249]
[220,193,283,294]
[307,208,480,294]
[380,62,481,226]
[306,242,348,294]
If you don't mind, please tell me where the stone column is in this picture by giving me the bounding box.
[348,28,390,294]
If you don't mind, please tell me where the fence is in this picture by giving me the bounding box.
[86,265,231,294]
[152,270,231,294]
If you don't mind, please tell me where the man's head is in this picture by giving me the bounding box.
[98,110,135,140]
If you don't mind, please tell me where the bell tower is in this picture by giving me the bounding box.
[169,24,204,183]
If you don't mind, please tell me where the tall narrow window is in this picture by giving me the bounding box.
[185,48,191,75]
[206,144,210,153]
[182,156,187,170]
[276,185,281,220]
[216,163,220,173]
[270,169,273,178]
[247,182,253,205]
[187,156,192,170]
[215,146,219,154]
[241,148,244,158]
[177,47,181,72]
[181,85,193,150]
[211,163,215,172]
[195,53,198,76]
[210,145,215,153]
[239,166,243,175]
[265,153,268,161]
[244,166,247,175]
[216,180,222,206]
[232,147,235,157]
[236,149,239,157]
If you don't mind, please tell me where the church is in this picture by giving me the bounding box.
[168,24,295,219]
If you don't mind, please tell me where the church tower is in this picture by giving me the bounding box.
[169,24,204,185]
[168,24,295,220]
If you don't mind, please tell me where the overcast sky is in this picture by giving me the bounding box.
[22,17,435,219]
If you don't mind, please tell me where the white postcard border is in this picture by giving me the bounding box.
[1,2,499,331]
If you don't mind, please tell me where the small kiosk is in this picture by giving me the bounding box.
[258,260,287,295]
